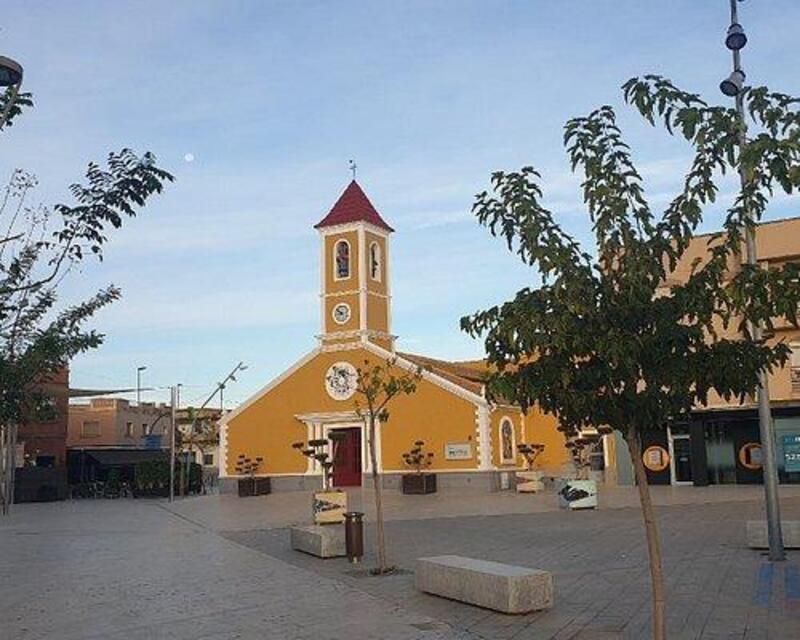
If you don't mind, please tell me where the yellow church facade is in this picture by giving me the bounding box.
[219,181,569,491]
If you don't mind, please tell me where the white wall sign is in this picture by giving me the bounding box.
[444,442,473,460]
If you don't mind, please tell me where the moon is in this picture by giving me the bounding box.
[184,153,195,163]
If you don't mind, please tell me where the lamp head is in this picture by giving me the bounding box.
[720,69,746,97]
[725,23,747,51]
[0,56,23,87]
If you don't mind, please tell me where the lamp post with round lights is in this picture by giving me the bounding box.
[721,0,785,562]
[0,55,23,130]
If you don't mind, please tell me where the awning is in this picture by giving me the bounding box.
[84,449,168,466]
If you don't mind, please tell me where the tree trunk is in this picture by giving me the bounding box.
[367,414,388,573]
[626,428,666,640]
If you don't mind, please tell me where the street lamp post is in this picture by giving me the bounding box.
[0,55,23,130]
[721,0,785,562]
[136,366,147,407]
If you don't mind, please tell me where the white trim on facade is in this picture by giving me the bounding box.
[358,225,367,338]
[476,404,492,469]
[320,341,363,352]
[319,234,326,334]
[319,221,391,239]
[219,418,228,477]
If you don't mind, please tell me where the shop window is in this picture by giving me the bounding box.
[203,453,214,466]
[142,423,151,436]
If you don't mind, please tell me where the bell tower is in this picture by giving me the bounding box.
[315,181,395,352]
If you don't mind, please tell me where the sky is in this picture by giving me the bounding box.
[2,1,800,409]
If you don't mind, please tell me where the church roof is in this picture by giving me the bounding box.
[399,352,486,396]
[314,181,394,232]
[400,351,521,407]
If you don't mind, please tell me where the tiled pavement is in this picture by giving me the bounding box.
[0,500,467,640]
[3,489,800,639]
[222,497,800,639]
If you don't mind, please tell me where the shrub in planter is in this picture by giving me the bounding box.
[558,428,611,509]
[401,440,437,494]
[234,454,269,497]
[515,443,545,493]
[292,435,347,524]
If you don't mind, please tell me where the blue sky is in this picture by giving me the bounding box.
[2,1,800,408]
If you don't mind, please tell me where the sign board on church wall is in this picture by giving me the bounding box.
[444,442,473,460]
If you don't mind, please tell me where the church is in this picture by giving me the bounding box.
[219,181,569,492]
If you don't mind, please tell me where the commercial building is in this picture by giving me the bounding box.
[66,398,172,485]
[611,217,800,486]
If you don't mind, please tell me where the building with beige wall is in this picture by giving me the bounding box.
[68,398,172,449]
[610,216,800,487]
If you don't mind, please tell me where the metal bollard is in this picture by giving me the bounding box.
[344,511,364,563]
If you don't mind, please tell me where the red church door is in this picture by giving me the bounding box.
[331,427,362,487]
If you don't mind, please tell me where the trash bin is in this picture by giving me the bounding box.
[344,511,364,563]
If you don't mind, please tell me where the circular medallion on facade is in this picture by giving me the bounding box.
[325,362,358,401]
[642,445,670,473]
[332,302,351,325]
[738,442,763,470]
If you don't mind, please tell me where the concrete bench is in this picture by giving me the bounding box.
[290,525,345,558]
[415,555,553,614]
[746,521,800,549]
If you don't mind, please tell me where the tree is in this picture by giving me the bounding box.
[1,89,173,513]
[351,358,422,574]
[461,75,800,640]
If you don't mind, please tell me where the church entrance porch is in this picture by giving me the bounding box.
[331,427,362,487]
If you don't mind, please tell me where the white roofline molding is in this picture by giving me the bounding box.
[218,348,321,428]
[363,342,488,407]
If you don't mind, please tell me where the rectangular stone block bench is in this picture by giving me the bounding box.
[415,555,553,614]
[747,521,800,549]
[290,525,345,558]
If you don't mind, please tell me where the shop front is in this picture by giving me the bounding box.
[614,405,800,486]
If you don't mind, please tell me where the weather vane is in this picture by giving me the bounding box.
[349,159,357,181]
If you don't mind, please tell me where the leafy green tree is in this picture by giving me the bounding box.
[352,358,422,574]
[461,76,800,639]
[1,89,173,513]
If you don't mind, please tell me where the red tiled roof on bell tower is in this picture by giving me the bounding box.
[314,181,394,232]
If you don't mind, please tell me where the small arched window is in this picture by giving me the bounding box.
[499,417,516,464]
[369,242,381,281]
[334,240,350,280]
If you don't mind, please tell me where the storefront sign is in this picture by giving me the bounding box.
[738,442,763,471]
[782,434,800,472]
[642,445,670,473]
[444,442,472,460]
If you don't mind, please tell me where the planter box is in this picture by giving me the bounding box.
[402,473,437,495]
[313,490,347,524]
[515,470,544,493]
[237,477,271,497]
[557,479,597,510]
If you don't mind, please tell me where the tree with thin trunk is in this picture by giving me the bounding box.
[461,76,800,639]
[1,86,173,514]
[352,358,422,575]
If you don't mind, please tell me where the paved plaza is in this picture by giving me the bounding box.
[2,487,800,639]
